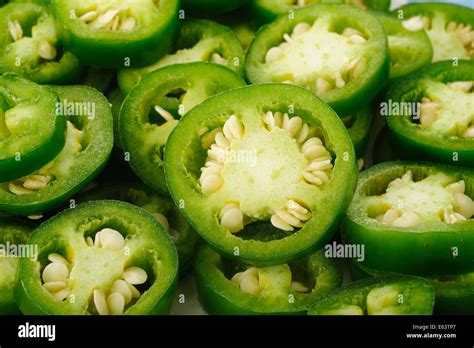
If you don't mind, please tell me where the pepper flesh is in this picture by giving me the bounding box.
[15,200,178,315]
[385,60,474,167]
[77,182,200,275]
[0,219,33,314]
[117,19,245,94]
[0,3,83,84]
[0,74,65,183]
[0,85,113,215]
[119,62,246,194]
[195,244,342,314]
[343,161,474,276]
[165,83,357,265]
[308,276,435,315]
[245,4,390,115]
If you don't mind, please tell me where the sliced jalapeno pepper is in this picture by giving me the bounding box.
[0,85,113,216]
[385,60,474,167]
[0,74,66,183]
[118,19,245,94]
[308,276,434,315]
[394,3,474,62]
[245,4,389,115]
[0,3,83,84]
[77,182,199,275]
[195,244,342,315]
[15,200,178,315]
[343,161,474,276]
[251,0,392,24]
[430,273,474,315]
[350,260,474,315]
[119,62,246,194]
[165,84,358,265]
[51,0,180,68]
[0,218,33,314]
[182,0,250,15]
[374,12,433,83]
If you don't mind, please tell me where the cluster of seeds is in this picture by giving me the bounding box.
[403,16,474,58]
[200,112,327,233]
[373,171,474,227]
[8,19,57,60]
[419,81,473,138]
[263,111,333,187]
[8,122,84,196]
[271,200,312,232]
[9,174,52,195]
[264,23,367,95]
[85,228,125,250]
[231,266,310,295]
[199,115,244,195]
[77,5,137,31]
[231,267,261,295]
[41,253,73,301]
[93,266,146,315]
[85,228,148,315]
[446,21,474,57]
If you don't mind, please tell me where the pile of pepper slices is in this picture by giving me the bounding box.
[0,0,473,316]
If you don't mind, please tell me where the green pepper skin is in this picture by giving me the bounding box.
[251,0,391,24]
[118,19,245,94]
[77,182,200,276]
[393,3,474,62]
[195,244,342,315]
[51,0,180,68]
[308,276,435,315]
[182,0,250,15]
[165,84,358,266]
[120,62,246,194]
[0,3,83,84]
[245,4,390,116]
[374,12,433,83]
[0,74,66,182]
[0,85,113,215]
[0,219,33,314]
[14,200,178,315]
[343,161,474,276]
[107,87,125,149]
[385,61,474,168]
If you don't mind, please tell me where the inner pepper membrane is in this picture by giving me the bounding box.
[199,111,333,233]
[401,14,474,61]
[362,171,474,227]
[415,80,474,138]
[40,227,151,315]
[261,20,368,95]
